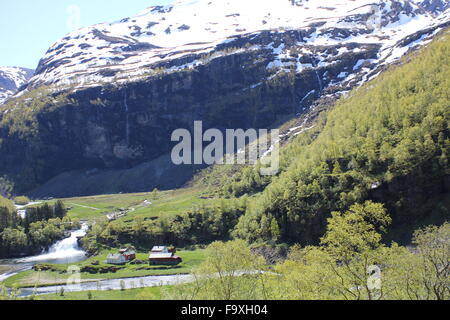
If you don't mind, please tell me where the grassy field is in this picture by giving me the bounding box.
[35,286,165,300]
[47,187,218,222]
[2,249,205,288]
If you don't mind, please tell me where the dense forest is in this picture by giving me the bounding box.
[165,202,449,300]
[0,196,80,258]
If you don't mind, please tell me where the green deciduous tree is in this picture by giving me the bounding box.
[164,240,266,300]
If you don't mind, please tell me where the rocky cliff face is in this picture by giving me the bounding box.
[0,67,34,105]
[0,0,449,196]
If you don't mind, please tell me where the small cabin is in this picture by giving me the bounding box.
[149,246,182,266]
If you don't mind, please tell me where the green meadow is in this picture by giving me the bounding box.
[53,187,217,222]
[36,286,165,300]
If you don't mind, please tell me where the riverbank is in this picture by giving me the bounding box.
[36,286,165,300]
[2,249,205,288]
[17,273,193,298]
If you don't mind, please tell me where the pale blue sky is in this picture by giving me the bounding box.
[0,0,173,69]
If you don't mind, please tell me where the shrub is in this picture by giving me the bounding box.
[14,196,30,205]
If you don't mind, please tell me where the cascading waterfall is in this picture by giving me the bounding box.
[124,92,130,146]
[306,54,323,93]
[18,224,88,264]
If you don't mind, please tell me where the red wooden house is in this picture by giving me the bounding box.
[149,246,182,266]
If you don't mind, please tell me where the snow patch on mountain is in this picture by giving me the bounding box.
[20,0,450,95]
[0,67,34,104]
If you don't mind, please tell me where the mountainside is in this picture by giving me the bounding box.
[232,30,449,244]
[0,67,34,105]
[0,0,449,196]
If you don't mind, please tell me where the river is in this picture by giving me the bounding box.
[18,274,194,297]
[0,224,193,297]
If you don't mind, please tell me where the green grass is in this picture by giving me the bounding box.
[35,286,165,300]
[2,249,205,288]
[120,188,216,222]
[47,187,219,222]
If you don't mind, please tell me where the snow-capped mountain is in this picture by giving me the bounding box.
[0,67,33,104]
[26,0,449,93]
[1,0,449,197]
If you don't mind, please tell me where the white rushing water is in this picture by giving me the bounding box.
[17,224,88,264]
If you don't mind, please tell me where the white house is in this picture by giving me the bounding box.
[106,253,127,265]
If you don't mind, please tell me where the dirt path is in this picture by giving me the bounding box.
[67,203,101,210]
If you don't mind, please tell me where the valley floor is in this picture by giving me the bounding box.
[36,286,164,300]
[0,188,210,293]
[2,249,205,288]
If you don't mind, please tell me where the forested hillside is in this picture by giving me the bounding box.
[231,30,449,245]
